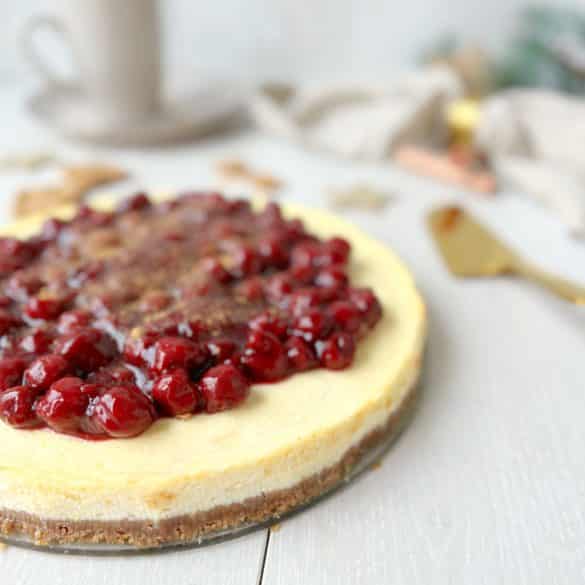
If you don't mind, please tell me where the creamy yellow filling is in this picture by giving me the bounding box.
[0,200,425,521]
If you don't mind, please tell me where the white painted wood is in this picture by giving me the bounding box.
[0,85,584,584]
[0,532,266,585]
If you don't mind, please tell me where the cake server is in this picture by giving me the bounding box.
[428,205,585,304]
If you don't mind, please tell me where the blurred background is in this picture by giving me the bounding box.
[0,0,582,84]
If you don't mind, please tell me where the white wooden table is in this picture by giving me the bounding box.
[0,85,584,585]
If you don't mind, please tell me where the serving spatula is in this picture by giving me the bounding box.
[428,205,585,304]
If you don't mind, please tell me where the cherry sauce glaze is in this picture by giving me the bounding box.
[0,193,382,439]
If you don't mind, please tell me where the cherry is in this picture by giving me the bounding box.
[87,365,136,387]
[0,309,22,335]
[25,296,67,321]
[118,193,151,213]
[291,241,321,271]
[349,287,382,327]
[152,368,199,415]
[41,217,67,241]
[90,385,155,438]
[0,357,27,391]
[151,336,206,374]
[206,339,237,363]
[35,377,89,433]
[18,328,53,353]
[259,202,283,226]
[0,386,41,428]
[316,332,356,370]
[202,258,232,284]
[199,364,249,413]
[257,237,288,268]
[315,265,348,289]
[328,300,361,333]
[230,245,263,278]
[57,309,92,333]
[75,206,114,227]
[265,273,296,300]
[250,311,288,339]
[241,329,288,382]
[6,273,44,301]
[292,309,332,342]
[324,237,350,265]
[123,330,159,366]
[23,355,70,390]
[282,219,306,243]
[55,327,117,372]
[288,288,324,316]
[285,336,318,371]
[0,238,35,264]
[236,277,265,301]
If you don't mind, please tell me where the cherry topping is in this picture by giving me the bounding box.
[35,377,89,433]
[289,288,324,316]
[0,357,27,391]
[315,265,348,289]
[87,365,136,387]
[202,258,232,284]
[118,193,151,213]
[250,311,288,339]
[285,336,318,371]
[292,309,331,342]
[25,296,66,321]
[328,300,362,333]
[349,287,382,327]
[0,309,22,335]
[55,327,117,372]
[123,330,159,366]
[206,339,237,363]
[230,245,263,278]
[18,328,54,353]
[90,385,155,438]
[241,329,288,382]
[265,273,296,300]
[57,310,92,333]
[324,237,350,265]
[152,368,199,415]
[151,336,205,374]
[0,386,41,428]
[257,237,288,268]
[6,273,43,301]
[236,277,265,301]
[41,217,67,241]
[199,364,249,413]
[316,332,356,370]
[23,355,70,390]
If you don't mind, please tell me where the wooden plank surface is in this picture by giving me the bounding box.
[0,531,267,585]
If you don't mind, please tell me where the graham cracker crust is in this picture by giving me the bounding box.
[0,381,418,549]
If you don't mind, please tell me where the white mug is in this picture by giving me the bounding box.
[21,0,162,125]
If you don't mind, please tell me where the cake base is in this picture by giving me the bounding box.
[0,374,420,553]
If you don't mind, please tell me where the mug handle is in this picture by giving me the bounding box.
[19,15,76,89]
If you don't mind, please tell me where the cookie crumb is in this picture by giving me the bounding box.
[270,523,282,533]
[329,184,393,211]
[216,159,249,179]
[13,163,128,219]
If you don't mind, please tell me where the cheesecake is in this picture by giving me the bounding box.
[0,193,426,547]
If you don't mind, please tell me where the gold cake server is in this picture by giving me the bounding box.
[428,205,585,304]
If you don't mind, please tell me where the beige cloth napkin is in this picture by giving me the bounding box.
[476,90,585,238]
[250,67,462,160]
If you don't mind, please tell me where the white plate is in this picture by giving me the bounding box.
[28,82,246,146]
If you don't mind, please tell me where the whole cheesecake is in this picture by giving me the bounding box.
[0,193,425,548]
